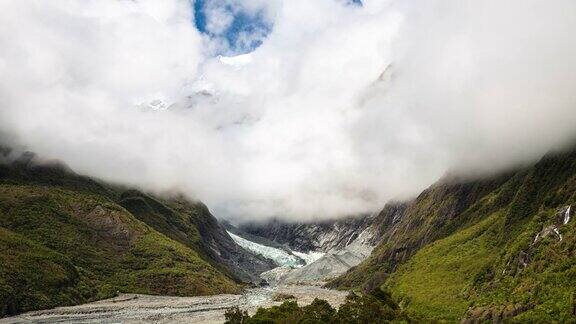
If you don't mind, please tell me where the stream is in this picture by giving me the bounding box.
[2,285,348,324]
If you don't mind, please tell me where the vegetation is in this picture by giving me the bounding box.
[385,213,503,321]
[332,148,576,322]
[3,147,576,322]
[328,172,512,292]
[224,287,408,324]
[0,159,240,316]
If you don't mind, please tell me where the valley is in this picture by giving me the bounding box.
[2,215,371,323]
[0,151,364,323]
[1,148,576,322]
[2,2,576,322]
[3,285,347,324]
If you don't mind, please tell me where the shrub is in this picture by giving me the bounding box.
[224,287,407,324]
[224,306,250,324]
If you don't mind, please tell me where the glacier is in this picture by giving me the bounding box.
[260,226,376,285]
[227,231,305,267]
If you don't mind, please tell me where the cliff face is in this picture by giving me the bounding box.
[0,153,271,316]
[330,148,576,322]
[240,214,374,253]
[238,214,383,285]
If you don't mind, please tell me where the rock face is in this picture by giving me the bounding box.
[238,215,380,285]
[240,214,375,253]
[180,206,276,284]
[79,205,136,251]
[261,225,376,285]
[506,205,573,275]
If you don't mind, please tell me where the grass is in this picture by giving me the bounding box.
[332,148,576,322]
[0,226,97,315]
[0,182,239,316]
[385,212,502,321]
[472,207,576,322]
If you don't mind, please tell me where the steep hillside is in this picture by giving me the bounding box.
[329,172,512,291]
[0,153,270,316]
[331,149,576,321]
[119,190,274,284]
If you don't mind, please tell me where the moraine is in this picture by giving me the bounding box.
[3,286,347,324]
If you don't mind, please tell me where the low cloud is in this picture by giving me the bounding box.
[1,0,576,222]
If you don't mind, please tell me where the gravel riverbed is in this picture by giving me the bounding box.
[2,285,348,324]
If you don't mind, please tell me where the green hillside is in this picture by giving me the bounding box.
[0,156,240,317]
[332,149,576,322]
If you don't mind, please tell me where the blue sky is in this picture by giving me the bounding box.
[193,0,362,55]
[193,0,272,54]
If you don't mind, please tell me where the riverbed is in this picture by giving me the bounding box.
[2,285,348,323]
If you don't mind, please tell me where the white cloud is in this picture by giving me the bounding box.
[204,5,234,35]
[1,0,576,222]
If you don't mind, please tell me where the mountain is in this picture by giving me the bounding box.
[117,190,275,284]
[0,150,273,317]
[261,225,375,285]
[3,145,576,322]
[240,215,374,253]
[239,215,379,285]
[329,171,512,291]
[329,148,576,322]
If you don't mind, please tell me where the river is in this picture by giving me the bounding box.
[2,285,348,323]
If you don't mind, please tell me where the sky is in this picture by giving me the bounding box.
[193,0,272,55]
[1,0,576,223]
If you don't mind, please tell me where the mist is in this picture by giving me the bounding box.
[1,0,576,222]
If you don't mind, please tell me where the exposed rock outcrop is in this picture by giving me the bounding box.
[240,214,375,253]
[260,223,377,285]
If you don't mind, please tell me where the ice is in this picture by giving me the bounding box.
[227,231,304,267]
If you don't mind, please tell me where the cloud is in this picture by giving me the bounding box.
[1,0,576,222]
[194,0,274,54]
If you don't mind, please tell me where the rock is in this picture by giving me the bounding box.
[240,214,375,253]
[502,304,515,318]
[533,224,562,244]
[517,250,530,270]
[259,227,375,285]
[259,280,269,287]
[79,205,135,251]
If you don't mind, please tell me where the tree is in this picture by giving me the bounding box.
[335,289,399,324]
[300,298,336,323]
[224,306,250,324]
